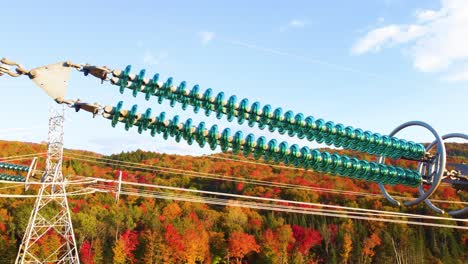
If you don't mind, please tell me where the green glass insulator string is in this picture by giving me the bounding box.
[105,101,422,187]
[108,66,426,161]
[0,173,26,182]
[0,162,29,172]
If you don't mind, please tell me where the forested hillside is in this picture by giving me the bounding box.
[0,140,467,263]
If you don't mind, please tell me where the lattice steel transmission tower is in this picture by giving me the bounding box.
[16,105,79,264]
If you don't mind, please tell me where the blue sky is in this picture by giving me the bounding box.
[1,0,466,155]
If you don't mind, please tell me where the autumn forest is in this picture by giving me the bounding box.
[0,140,467,263]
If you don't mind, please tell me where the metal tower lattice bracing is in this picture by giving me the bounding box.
[16,105,79,264]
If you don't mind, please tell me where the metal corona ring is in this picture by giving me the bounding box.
[378,121,446,207]
[422,133,468,217]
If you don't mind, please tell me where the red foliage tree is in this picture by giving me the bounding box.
[165,224,184,261]
[120,230,139,263]
[79,240,95,264]
[291,225,322,255]
[236,182,244,192]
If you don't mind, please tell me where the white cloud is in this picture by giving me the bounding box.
[442,65,468,82]
[352,0,468,81]
[198,31,215,45]
[280,19,308,32]
[415,9,443,22]
[143,51,168,66]
[352,24,426,54]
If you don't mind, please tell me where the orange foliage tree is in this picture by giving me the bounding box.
[228,231,260,264]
